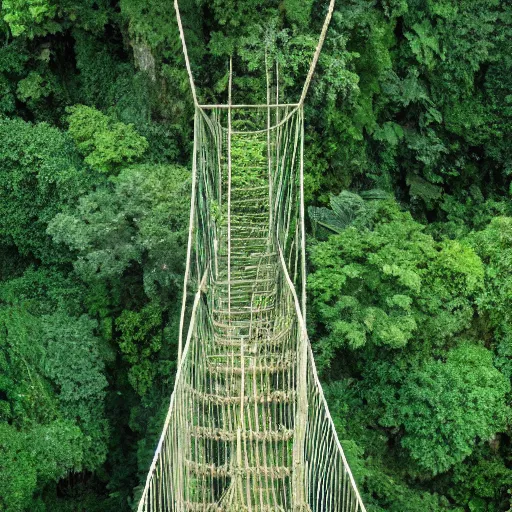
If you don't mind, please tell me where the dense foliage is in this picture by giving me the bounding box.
[0,0,510,510]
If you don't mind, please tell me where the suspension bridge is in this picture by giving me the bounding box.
[137,1,366,510]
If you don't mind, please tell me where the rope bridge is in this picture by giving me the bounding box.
[137,2,366,511]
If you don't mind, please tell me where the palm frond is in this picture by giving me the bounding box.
[309,189,391,234]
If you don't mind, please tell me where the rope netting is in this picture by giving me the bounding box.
[137,1,366,510]
[136,105,366,511]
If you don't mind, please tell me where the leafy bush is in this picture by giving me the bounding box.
[375,343,510,475]
[309,199,483,362]
[67,105,148,173]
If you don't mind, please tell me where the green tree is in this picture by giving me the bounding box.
[0,118,97,262]
[39,311,110,469]
[67,105,149,173]
[308,198,484,365]
[2,0,110,37]
[469,217,512,377]
[0,268,110,510]
[48,163,189,299]
[369,343,510,475]
[115,304,166,396]
[2,0,59,37]
[0,421,84,512]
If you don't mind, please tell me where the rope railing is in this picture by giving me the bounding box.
[277,243,366,512]
[137,269,209,510]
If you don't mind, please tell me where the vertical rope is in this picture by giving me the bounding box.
[299,0,336,105]
[292,108,308,510]
[173,0,199,105]
[227,57,233,336]
[299,108,307,320]
[266,51,274,252]
[178,108,199,363]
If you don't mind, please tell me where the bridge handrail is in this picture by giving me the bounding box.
[277,243,367,512]
[137,269,208,510]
